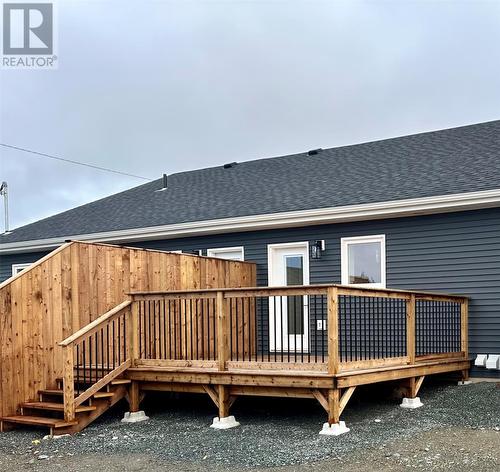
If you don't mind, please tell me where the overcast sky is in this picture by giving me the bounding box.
[1,0,500,230]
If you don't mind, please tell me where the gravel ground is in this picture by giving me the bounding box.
[0,380,498,471]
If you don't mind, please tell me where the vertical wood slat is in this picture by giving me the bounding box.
[407,294,416,364]
[327,287,339,374]
[0,241,256,418]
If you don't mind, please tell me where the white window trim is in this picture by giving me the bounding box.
[12,263,32,276]
[341,235,386,288]
[207,246,245,261]
[267,242,310,286]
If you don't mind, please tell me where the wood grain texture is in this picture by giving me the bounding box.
[0,241,255,418]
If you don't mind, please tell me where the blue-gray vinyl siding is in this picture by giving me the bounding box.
[0,250,51,281]
[1,207,499,377]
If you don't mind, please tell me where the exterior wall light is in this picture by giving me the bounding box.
[311,240,326,259]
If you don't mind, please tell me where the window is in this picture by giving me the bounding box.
[341,235,386,288]
[170,250,203,255]
[207,246,244,261]
[285,255,304,335]
[12,263,31,276]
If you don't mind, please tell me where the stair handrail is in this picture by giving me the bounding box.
[59,300,132,347]
[58,299,133,422]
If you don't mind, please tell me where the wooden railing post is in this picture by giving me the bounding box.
[216,291,229,371]
[327,286,339,374]
[130,298,139,366]
[62,345,75,422]
[407,294,416,364]
[461,298,468,358]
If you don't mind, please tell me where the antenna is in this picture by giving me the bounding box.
[0,181,9,233]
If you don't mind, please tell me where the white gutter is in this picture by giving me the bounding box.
[2,188,500,255]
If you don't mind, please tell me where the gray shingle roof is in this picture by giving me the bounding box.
[2,120,500,245]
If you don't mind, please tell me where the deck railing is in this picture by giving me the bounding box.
[56,285,467,421]
[59,300,132,421]
[134,295,219,367]
[130,285,468,374]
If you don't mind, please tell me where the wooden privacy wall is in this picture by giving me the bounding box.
[0,241,256,417]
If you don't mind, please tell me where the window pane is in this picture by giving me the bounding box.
[348,242,381,284]
[286,256,303,286]
[12,264,30,275]
[285,256,304,334]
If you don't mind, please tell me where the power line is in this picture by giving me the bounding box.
[0,143,153,181]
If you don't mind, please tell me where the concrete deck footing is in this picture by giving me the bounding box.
[400,397,424,409]
[319,421,350,436]
[210,416,240,430]
[121,411,150,423]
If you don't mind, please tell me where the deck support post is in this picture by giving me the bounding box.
[405,375,425,398]
[458,369,471,385]
[210,385,239,429]
[401,376,424,409]
[318,387,351,436]
[128,381,141,413]
[122,381,149,423]
[328,388,340,425]
[218,384,230,418]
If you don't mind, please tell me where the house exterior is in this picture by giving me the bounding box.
[1,120,499,377]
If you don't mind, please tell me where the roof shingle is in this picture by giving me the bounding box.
[2,120,500,244]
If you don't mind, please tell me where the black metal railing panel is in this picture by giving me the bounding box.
[228,294,327,363]
[416,300,461,356]
[73,310,127,395]
[338,295,407,363]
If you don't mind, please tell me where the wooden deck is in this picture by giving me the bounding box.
[0,244,470,434]
[117,285,470,427]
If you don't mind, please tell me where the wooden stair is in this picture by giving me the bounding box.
[39,389,115,400]
[0,378,130,436]
[22,402,97,413]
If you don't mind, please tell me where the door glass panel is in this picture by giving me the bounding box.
[348,242,381,284]
[285,255,304,335]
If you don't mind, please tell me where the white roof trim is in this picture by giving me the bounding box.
[2,188,500,255]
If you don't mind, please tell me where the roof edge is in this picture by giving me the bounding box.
[2,188,500,255]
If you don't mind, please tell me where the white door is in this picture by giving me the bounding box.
[268,242,309,353]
